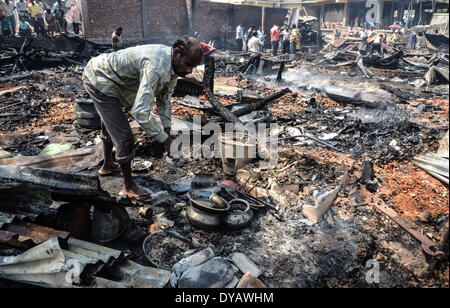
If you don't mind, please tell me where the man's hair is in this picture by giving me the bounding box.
[117,27,123,32]
[252,31,257,37]
[173,36,200,57]
[292,24,296,29]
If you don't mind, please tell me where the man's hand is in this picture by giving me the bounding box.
[163,135,173,154]
[163,127,173,154]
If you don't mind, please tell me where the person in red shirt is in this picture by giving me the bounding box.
[200,41,216,56]
[270,23,280,56]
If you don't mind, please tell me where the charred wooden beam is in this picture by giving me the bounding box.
[205,92,244,126]
[276,61,285,82]
[233,88,291,117]
[203,55,215,93]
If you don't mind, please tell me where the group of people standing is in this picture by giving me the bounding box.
[0,0,81,38]
[338,23,420,54]
[235,24,265,52]
[235,23,302,57]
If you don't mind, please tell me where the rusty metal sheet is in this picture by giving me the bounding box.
[381,43,395,54]
[0,86,25,97]
[0,230,20,245]
[2,222,70,246]
[0,230,34,249]
[332,38,347,48]
[0,165,102,197]
[370,67,426,78]
[0,144,103,173]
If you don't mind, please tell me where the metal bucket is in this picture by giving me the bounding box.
[219,132,256,176]
[91,204,130,244]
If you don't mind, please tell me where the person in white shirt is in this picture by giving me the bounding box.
[236,24,244,51]
[257,28,264,41]
[359,29,367,39]
[15,0,29,22]
[241,31,261,76]
[1,0,16,36]
[281,26,290,53]
[248,31,263,53]
[371,34,382,54]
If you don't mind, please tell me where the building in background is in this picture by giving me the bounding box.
[32,0,447,44]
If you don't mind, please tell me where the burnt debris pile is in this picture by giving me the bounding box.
[0,26,449,289]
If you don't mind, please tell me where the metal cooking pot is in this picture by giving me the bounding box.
[223,199,254,230]
[91,204,130,244]
[187,205,222,230]
[187,189,230,214]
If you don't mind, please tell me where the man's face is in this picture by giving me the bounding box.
[173,49,202,78]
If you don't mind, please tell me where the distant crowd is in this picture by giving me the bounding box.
[332,22,436,52]
[0,0,82,38]
[323,17,411,31]
[236,23,302,57]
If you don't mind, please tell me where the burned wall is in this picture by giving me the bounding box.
[264,8,289,32]
[194,1,231,42]
[323,3,345,23]
[84,1,287,46]
[145,0,188,44]
[233,5,262,30]
[85,0,144,43]
[194,4,288,43]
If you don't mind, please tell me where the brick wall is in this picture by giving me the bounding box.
[264,8,288,32]
[86,0,144,43]
[145,0,188,44]
[194,1,231,42]
[84,1,288,46]
[194,4,288,43]
[233,5,261,31]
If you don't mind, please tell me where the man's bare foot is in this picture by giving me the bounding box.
[98,162,121,175]
[120,185,152,201]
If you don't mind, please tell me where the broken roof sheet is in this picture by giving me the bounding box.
[0,222,70,248]
[412,154,449,185]
[0,238,171,288]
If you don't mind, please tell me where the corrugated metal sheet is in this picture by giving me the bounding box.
[412,154,449,185]
[0,165,101,195]
[0,209,42,228]
[0,238,171,288]
[0,144,103,174]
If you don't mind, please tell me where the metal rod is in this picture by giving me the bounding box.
[264,134,341,152]
[239,174,252,192]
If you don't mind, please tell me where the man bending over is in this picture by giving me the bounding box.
[82,37,203,200]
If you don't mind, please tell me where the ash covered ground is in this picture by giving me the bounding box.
[0,55,448,288]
